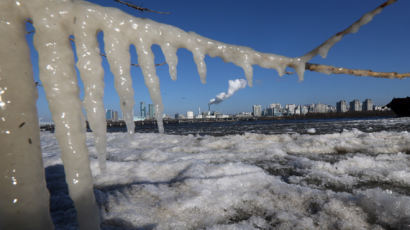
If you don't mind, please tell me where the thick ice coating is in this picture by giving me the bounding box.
[301,0,395,61]
[0,2,54,229]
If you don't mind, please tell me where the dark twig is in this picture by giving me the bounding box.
[114,0,170,15]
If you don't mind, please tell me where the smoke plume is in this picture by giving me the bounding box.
[209,79,247,105]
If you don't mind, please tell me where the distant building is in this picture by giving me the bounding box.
[253,105,262,117]
[133,116,145,121]
[294,106,301,115]
[301,106,309,115]
[186,111,194,119]
[308,104,315,113]
[312,103,328,113]
[204,111,216,119]
[236,112,252,118]
[336,100,348,113]
[265,107,274,116]
[175,113,185,119]
[106,109,112,120]
[106,109,118,121]
[264,107,283,117]
[362,99,373,111]
[329,106,336,112]
[140,102,146,118]
[148,104,155,119]
[216,113,230,119]
[295,105,308,115]
[285,104,296,115]
[374,105,390,111]
[350,99,362,112]
[269,103,282,110]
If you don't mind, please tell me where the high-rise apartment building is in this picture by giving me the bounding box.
[314,103,328,113]
[285,104,296,115]
[148,104,155,119]
[253,105,262,117]
[186,111,194,119]
[140,102,146,118]
[350,99,362,112]
[336,100,348,113]
[362,99,373,111]
[106,109,118,121]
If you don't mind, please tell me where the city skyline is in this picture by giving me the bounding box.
[37,97,386,123]
[29,0,410,119]
[104,98,382,120]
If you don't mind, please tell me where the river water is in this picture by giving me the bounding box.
[109,117,410,136]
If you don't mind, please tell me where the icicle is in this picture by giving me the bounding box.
[241,56,253,87]
[104,32,135,134]
[192,48,207,84]
[0,2,54,228]
[73,14,107,172]
[160,42,178,80]
[294,61,307,81]
[32,11,100,230]
[136,40,165,133]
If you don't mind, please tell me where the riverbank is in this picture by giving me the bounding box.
[39,111,396,132]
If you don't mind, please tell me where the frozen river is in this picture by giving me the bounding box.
[41,117,410,229]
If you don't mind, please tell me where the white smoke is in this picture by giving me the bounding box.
[209,79,247,105]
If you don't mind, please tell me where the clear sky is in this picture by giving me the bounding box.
[28,0,410,119]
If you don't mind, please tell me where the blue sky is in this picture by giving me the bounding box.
[28,0,410,119]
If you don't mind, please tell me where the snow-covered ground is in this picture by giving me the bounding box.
[41,119,410,229]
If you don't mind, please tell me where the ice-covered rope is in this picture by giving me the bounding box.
[0,0,398,230]
[305,63,410,79]
[301,0,397,62]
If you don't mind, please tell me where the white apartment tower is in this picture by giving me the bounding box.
[350,99,362,112]
[362,99,373,111]
[336,100,348,113]
[253,105,262,117]
[186,111,194,119]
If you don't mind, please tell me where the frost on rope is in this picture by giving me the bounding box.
[301,0,397,61]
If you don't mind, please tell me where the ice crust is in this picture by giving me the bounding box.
[41,120,410,229]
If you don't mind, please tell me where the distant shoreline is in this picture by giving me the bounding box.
[124,110,396,125]
[39,111,397,132]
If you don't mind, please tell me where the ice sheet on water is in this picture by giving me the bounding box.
[40,124,410,229]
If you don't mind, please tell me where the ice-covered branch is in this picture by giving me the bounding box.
[285,62,410,79]
[301,0,397,62]
[305,63,410,79]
